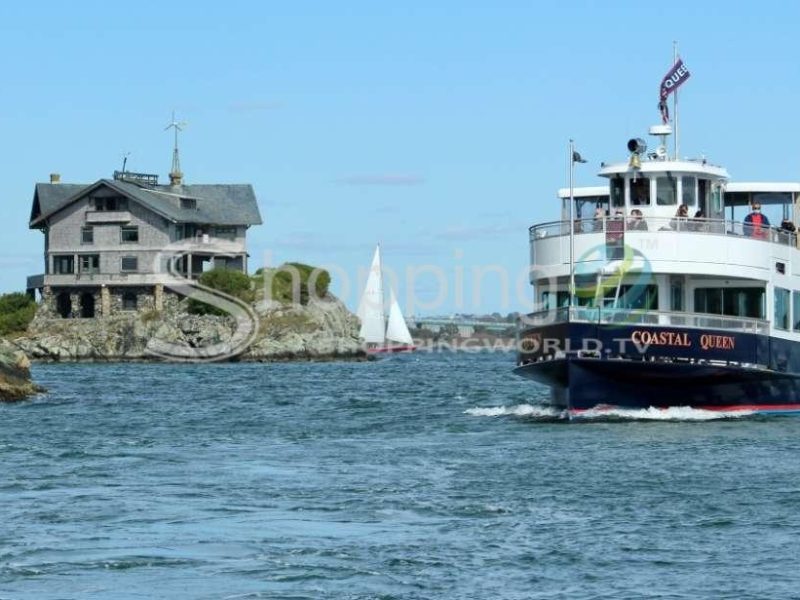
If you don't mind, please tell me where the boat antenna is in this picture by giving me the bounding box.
[121,152,130,174]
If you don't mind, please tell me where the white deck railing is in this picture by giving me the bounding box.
[529,217,797,247]
[520,307,770,335]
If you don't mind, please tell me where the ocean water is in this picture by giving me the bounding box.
[2,352,799,599]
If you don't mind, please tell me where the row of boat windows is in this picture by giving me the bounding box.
[541,286,766,319]
[608,176,723,209]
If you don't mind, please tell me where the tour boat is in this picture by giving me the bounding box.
[357,245,416,353]
[515,116,800,416]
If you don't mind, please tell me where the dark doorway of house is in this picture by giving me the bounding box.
[80,292,95,318]
[56,292,71,318]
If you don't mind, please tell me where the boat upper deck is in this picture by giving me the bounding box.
[530,215,797,247]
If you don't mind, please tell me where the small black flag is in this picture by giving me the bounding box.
[572,151,587,164]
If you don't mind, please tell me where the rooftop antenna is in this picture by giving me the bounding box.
[165,110,187,186]
[121,152,130,174]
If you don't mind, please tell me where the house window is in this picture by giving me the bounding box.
[122,292,138,311]
[181,198,197,209]
[53,255,74,274]
[81,226,94,244]
[215,226,237,241]
[121,256,138,272]
[94,196,128,211]
[80,254,100,274]
[121,226,139,243]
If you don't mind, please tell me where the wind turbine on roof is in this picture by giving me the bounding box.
[165,111,187,186]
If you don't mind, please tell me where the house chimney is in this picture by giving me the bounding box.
[50,173,61,183]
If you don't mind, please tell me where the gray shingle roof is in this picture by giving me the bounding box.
[30,179,263,227]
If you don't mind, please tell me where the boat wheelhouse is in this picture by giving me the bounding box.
[515,125,800,415]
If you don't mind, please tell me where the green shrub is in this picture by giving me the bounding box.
[0,292,37,336]
[259,263,331,305]
[188,268,255,315]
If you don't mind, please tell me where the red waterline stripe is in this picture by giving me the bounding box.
[569,404,800,414]
[699,404,800,412]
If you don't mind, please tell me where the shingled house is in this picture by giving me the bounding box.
[26,170,262,318]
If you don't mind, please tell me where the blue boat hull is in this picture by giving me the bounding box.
[514,357,800,413]
[514,321,800,414]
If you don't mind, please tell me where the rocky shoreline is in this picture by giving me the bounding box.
[0,340,45,401]
[7,294,366,363]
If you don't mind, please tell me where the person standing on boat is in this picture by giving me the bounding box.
[606,210,625,259]
[627,209,647,231]
[744,202,770,239]
[670,204,689,231]
[593,206,605,232]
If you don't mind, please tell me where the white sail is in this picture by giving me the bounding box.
[357,245,386,344]
[386,287,414,346]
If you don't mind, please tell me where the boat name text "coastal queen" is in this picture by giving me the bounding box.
[631,330,735,350]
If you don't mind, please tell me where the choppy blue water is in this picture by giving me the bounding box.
[2,352,800,599]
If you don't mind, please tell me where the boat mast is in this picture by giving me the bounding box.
[569,139,575,308]
[568,141,586,308]
[673,41,679,160]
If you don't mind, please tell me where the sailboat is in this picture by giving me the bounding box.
[357,245,416,353]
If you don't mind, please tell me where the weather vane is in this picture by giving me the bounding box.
[165,110,187,185]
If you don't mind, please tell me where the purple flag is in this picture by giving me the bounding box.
[658,59,690,123]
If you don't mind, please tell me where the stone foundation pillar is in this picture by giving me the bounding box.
[154,284,164,311]
[41,286,54,316]
[101,286,111,317]
[70,293,81,318]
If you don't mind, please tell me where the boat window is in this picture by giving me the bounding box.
[698,179,708,208]
[610,177,625,208]
[577,283,658,310]
[617,284,658,310]
[541,290,570,310]
[754,192,792,224]
[656,175,677,205]
[670,277,684,311]
[694,287,765,319]
[775,287,790,330]
[793,292,800,331]
[629,177,650,206]
[775,288,791,329]
[682,176,697,206]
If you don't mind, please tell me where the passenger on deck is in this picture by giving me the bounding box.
[744,203,770,239]
[606,210,625,260]
[780,219,795,233]
[593,206,605,232]
[670,204,689,230]
[627,209,648,231]
[690,209,707,232]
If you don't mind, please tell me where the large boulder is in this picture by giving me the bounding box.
[0,340,44,401]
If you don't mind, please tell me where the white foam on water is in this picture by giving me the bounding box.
[464,404,565,419]
[571,405,756,421]
[464,403,759,422]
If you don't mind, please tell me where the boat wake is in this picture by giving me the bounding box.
[464,404,566,421]
[570,405,756,421]
[465,404,758,422]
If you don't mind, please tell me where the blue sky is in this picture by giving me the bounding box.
[2,1,799,314]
